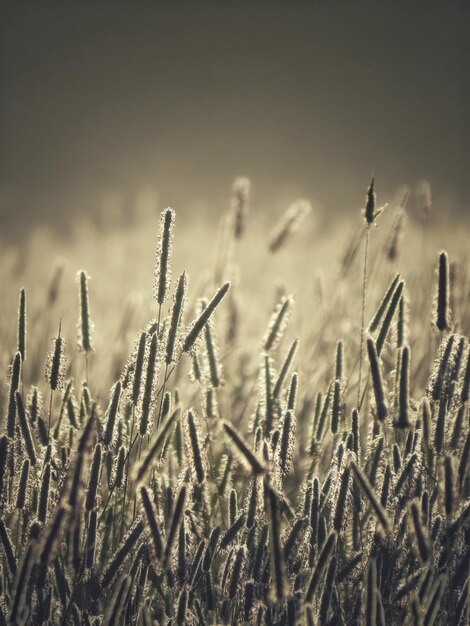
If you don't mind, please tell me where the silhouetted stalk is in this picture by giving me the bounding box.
[358,225,370,406]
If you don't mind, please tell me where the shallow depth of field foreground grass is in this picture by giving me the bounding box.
[0,178,469,625]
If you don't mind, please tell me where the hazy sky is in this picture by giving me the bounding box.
[1,2,469,235]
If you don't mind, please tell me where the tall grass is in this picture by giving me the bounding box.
[0,179,468,625]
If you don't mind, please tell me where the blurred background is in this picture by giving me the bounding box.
[1,1,469,241]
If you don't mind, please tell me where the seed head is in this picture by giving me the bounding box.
[153,207,175,306]
[77,270,94,353]
[231,176,251,240]
[183,282,230,354]
[45,321,67,391]
[183,409,207,484]
[434,250,451,332]
[364,176,376,225]
[17,287,26,363]
[268,199,311,253]
[165,272,187,364]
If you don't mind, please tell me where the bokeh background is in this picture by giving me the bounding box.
[1,1,469,241]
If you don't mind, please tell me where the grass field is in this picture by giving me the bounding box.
[0,179,468,625]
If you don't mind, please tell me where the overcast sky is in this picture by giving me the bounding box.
[1,2,469,235]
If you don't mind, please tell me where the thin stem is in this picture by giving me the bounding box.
[156,364,176,399]
[358,379,368,412]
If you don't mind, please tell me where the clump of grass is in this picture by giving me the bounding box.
[0,183,468,626]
